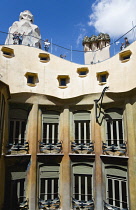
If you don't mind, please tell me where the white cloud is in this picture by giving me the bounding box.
[75,23,87,46]
[88,0,136,40]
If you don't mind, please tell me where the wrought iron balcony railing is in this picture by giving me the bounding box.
[39,141,62,153]
[102,142,127,156]
[104,201,128,210]
[72,197,94,209]
[71,141,94,154]
[7,142,29,154]
[19,198,29,210]
[39,197,60,209]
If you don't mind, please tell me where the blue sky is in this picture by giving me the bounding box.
[0,0,136,64]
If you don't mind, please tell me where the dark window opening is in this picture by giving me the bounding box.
[79,71,87,76]
[27,76,34,84]
[60,78,66,86]
[74,174,92,201]
[43,123,58,144]
[40,57,49,61]
[122,55,130,60]
[3,51,11,56]
[101,74,106,83]
[40,178,59,200]
[106,119,124,146]
[75,120,90,144]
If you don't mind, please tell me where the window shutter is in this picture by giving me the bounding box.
[74,112,90,121]
[105,165,127,177]
[40,165,59,178]
[42,113,59,123]
[73,164,93,175]
[11,171,27,180]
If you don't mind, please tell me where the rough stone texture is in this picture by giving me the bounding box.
[5,10,41,48]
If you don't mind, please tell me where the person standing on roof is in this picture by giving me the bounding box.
[44,39,50,51]
[124,37,130,48]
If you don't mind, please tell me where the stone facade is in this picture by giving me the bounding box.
[0,11,136,210]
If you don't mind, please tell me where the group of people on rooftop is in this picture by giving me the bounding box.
[120,37,130,51]
[13,32,25,45]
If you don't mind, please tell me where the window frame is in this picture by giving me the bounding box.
[39,164,60,201]
[105,165,129,209]
[73,111,91,145]
[72,163,94,203]
[105,109,124,148]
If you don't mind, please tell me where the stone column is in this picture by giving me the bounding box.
[91,107,103,210]
[27,104,38,210]
[60,107,71,210]
[125,101,136,210]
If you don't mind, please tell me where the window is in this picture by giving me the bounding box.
[77,67,89,77]
[105,165,129,209]
[57,75,70,88]
[5,170,27,210]
[72,163,94,209]
[39,53,50,63]
[0,93,5,154]
[9,109,27,145]
[25,72,38,86]
[119,50,132,62]
[100,74,106,83]
[1,46,14,58]
[39,164,60,208]
[74,111,90,144]
[42,111,59,145]
[105,109,124,147]
[27,75,34,84]
[60,78,66,86]
[9,119,26,145]
[96,71,109,85]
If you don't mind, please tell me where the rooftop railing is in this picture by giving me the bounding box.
[0,25,136,64]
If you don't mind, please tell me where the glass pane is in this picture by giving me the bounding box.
[118,120,123,144]
[108,179,113,205]
[40,178,45,200]
[54,123,58,144]
[43,123,47,143]
[115,180,120,207]
[21,121,26,144]
[113,121,117,145]
[122,181,127,208]
[49,124,52,144]
[86,121,90,143]
[87,175,92,200]
[81,122,84,143]
[81,176,85,200]
[74,175,79,200]
[9,121,14,143]
[15,121,20,144]
[75,122,79,143]
[107,121,111,146]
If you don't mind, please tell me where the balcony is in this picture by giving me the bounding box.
[39,141,62,154]
[39,197,60,209]
[71,140,94,154]
[72,197,94,210]
[104,201,128,210]
[102,142,127,156]
[7,141,29,155]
